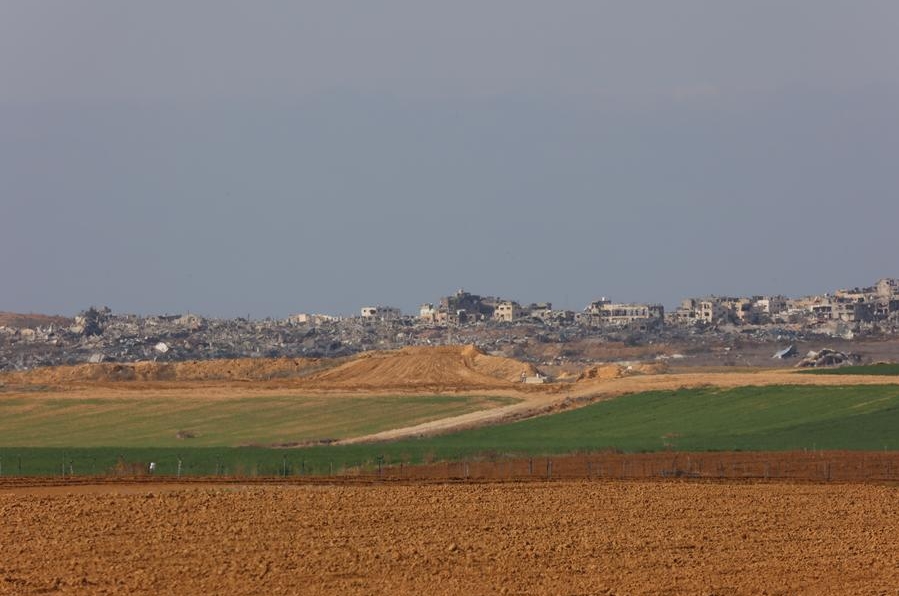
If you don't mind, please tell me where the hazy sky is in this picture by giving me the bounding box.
[2,2,898,317]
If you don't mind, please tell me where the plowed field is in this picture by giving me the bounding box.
[2,480,899,595]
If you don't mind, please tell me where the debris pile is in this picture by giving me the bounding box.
[795,349,862,368]
[0,302,893,373]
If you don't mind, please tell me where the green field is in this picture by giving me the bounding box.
[3,385,899,476]
[0,394,518,448]
[798,363,899,376]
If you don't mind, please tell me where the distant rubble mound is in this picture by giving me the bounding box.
[304,345,537,389]
[576,361,669,382]
[795,349,862,369]
[0,312,73,329]
[0,346,539,390]
[0,357,328,385]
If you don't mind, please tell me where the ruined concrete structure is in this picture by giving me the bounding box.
[494,301,522,323]
[3,277,899,372]
[360,306,402,321]
[580,299,664,327]
[674,293,805,326]
[288,313,339,325]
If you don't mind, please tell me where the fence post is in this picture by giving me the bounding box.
[177,456,183,478]
[546,460,552,479]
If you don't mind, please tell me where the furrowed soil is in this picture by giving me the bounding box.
[3,479,899,595]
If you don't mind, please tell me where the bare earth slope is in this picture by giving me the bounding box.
[3,481,899,595]
[1,357,331,384]
[0,311,72,328]
[0,345,532,390]
[296,345,536,390]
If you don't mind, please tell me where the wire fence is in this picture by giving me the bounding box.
[2,451,898,483]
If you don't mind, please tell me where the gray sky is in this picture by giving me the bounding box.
[2,1,898,317]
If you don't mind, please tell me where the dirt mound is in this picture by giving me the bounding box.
[0,311,72,329]
[576,361,668,382]
[305,345,536,389]
[1,347,537,391]
[2,357,328,385]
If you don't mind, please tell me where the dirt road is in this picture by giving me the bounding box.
[341,369,899,443]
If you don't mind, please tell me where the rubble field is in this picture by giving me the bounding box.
[3,479,899,595]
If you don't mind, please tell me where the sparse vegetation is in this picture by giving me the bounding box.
[5,385,899,475]
[0,394,518,448]
[798,363,899,376]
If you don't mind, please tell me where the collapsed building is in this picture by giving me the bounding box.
[578,299,664,327]
[360,306,402,321]
[671,296,788,326]
[2,278,899,372]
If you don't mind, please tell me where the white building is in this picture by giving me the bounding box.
[360,306,402,321]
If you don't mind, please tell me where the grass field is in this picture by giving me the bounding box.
[798,363,899,376]
[4,384,899,476]
[0,394,518,448]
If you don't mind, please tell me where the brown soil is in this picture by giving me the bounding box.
[576,361,669,381]
[303,345,536,390]
[1,346,534,391]
[2,478,899,594]
[0,311,72,329]
[379,450,899,483]
[1,357,332,385]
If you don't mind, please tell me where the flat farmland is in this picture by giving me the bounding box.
[3,480,899,595]
[0,393,517,448]
[6,384,899,476]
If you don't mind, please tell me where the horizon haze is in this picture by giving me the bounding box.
[2,2,898,318]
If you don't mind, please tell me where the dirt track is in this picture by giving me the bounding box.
[3,479,899,595]
[5,347,899,445]
[342,369,899,443]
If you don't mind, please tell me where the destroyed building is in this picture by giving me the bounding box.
[360,306,402,321]
[580,299,665,327]
[3,276,899,372]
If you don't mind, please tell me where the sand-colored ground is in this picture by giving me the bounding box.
[0,346,534,390]
[0,356,332,385]
[3,479,899,595]
[302,345,536,389]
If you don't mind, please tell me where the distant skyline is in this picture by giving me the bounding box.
[2,2,897,318]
